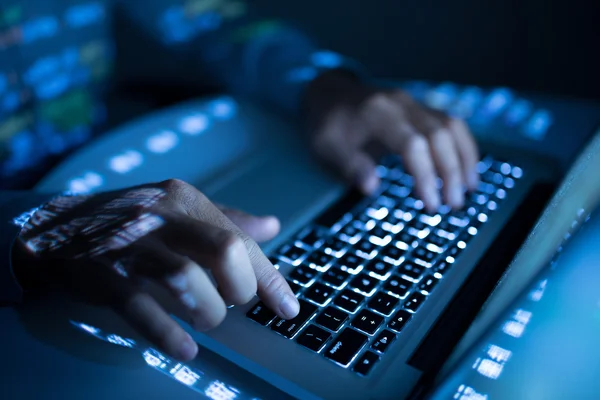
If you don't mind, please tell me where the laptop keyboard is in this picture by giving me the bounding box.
[246,155,522,376]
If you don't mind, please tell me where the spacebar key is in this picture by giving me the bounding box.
[271,300,318,338]
[325,328,369,367]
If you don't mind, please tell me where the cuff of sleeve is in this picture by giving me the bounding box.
[274,50,370,113]
[1,192,57,304]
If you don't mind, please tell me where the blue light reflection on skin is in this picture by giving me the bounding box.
[69,321,260,400]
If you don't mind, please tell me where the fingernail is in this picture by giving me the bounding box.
[179,335,198,360]
[180,292,196,309]
[468,171,479,190]
[167,274,188,292]
[424,187,441,211]
[280,294,300,319]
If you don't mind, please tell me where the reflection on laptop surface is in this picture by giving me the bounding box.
[428,132,600,399]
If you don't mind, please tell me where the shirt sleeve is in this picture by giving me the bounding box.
[116,0,366,113]
[0,191,56,304]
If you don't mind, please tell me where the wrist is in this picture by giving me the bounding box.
[303,69,369,127]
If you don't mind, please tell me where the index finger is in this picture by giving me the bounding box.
[165,180,300,320]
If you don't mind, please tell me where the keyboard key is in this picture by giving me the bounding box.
[372,329,396,353]
[337,253,364,273]
[297,228,325,247]
[366,206,389,220]
[355,239,379,258]
[404,197,424,211]
[321,267,350,288]
[380,244,407,264]
[334,290,365,313]
[370,226,391,242]
[316,306,349,332]
[433,260,452,276]
[314,190,362,228]
[287,280,302,295]
[388,310,412,332]
[396,231,418,246]
[305,250,333,271]
[353,351,380,376]
[289,265,318,285]
[413,246,437,264]
[246,302,276,326]
[384,275,412,298]
[418,275,438,294]
[427,233,451,249]
[350,273,379,295]
[271,300,318,338]
[352,309,384,335]
[365,258,394,277]
[339,222,362,243]
[296,324,331,352]
[385,184,411,200]
[404,292,426,313]
[279,244,308,263]
[368,292,399,316]
[399,262,426,281]
[304,282,335,305]
[323,238,347,255]
[447,245,462,258]
[407,219,429,231]
[325,328,369,366]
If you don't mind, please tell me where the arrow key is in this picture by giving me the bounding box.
[353,351,380,376]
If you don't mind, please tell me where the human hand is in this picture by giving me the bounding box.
[12,180,297,361]
[305,71,480,211]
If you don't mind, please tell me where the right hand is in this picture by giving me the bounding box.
[12,179,299,361]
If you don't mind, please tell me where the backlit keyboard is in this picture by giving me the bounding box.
[246,155,522,376]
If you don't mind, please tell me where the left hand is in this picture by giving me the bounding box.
[305,71,480,211]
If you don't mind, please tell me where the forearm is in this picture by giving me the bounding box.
[116,0,366,113]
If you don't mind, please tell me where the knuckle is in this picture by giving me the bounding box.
[257,269,287,297]
[160,178,188,192]
[392,90,412,103]
[406,134,429,153]
[448,117,465,131]
[364,93,393,112]
[430,128,452,142]
[214,231,245,260]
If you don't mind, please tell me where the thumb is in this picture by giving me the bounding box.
[216,205,280,243]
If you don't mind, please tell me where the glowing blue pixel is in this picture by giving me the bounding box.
[523,109,553,140]
[504,99,532,126]
[2,91,20,113]
[311,51,343,68]
[425,82,458,111]
[208,98,237,120]
[147,130,179,154]
[286,66,318,83]
[21,16,59,44]
[65,2,105,29]
[109,150,144,174]
[179,114,210,135]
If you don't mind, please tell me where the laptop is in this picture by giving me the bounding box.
[425,133,600,400]
[34,88,599,399]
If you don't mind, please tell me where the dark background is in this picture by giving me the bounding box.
[252,0,600,100]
